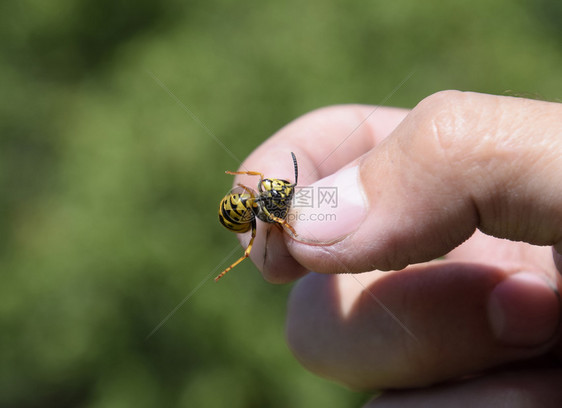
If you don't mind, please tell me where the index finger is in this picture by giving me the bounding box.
[238,105,409,187]
[229,105,409,283]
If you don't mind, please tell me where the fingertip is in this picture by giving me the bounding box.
[365,369,562,408]
[260,226,309,284]
[488,272,561,347]
[552,246,562,275]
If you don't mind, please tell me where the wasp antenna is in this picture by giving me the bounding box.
[291,152,298,185]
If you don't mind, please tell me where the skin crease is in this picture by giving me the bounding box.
[228,91,562,406]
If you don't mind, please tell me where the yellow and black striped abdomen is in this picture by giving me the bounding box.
[218,193,256,233]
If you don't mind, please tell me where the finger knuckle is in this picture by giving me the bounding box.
[413,90,472,160]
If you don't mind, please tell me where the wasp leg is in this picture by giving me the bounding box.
[227,170,268,194]
[226,170,265,180]
[273,217,297,237]
[261,207,297,237]
[236,183,256,196]
[215,220,257,282]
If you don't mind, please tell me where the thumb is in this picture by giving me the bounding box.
[288,91,562,273]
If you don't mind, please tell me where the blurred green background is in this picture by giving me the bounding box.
[0,0,560,406]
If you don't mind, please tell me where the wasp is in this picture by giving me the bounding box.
[216,152,298,282]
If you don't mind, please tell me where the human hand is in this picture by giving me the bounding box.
[230,91,562,406]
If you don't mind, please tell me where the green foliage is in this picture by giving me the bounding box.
[0,0,560,406]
